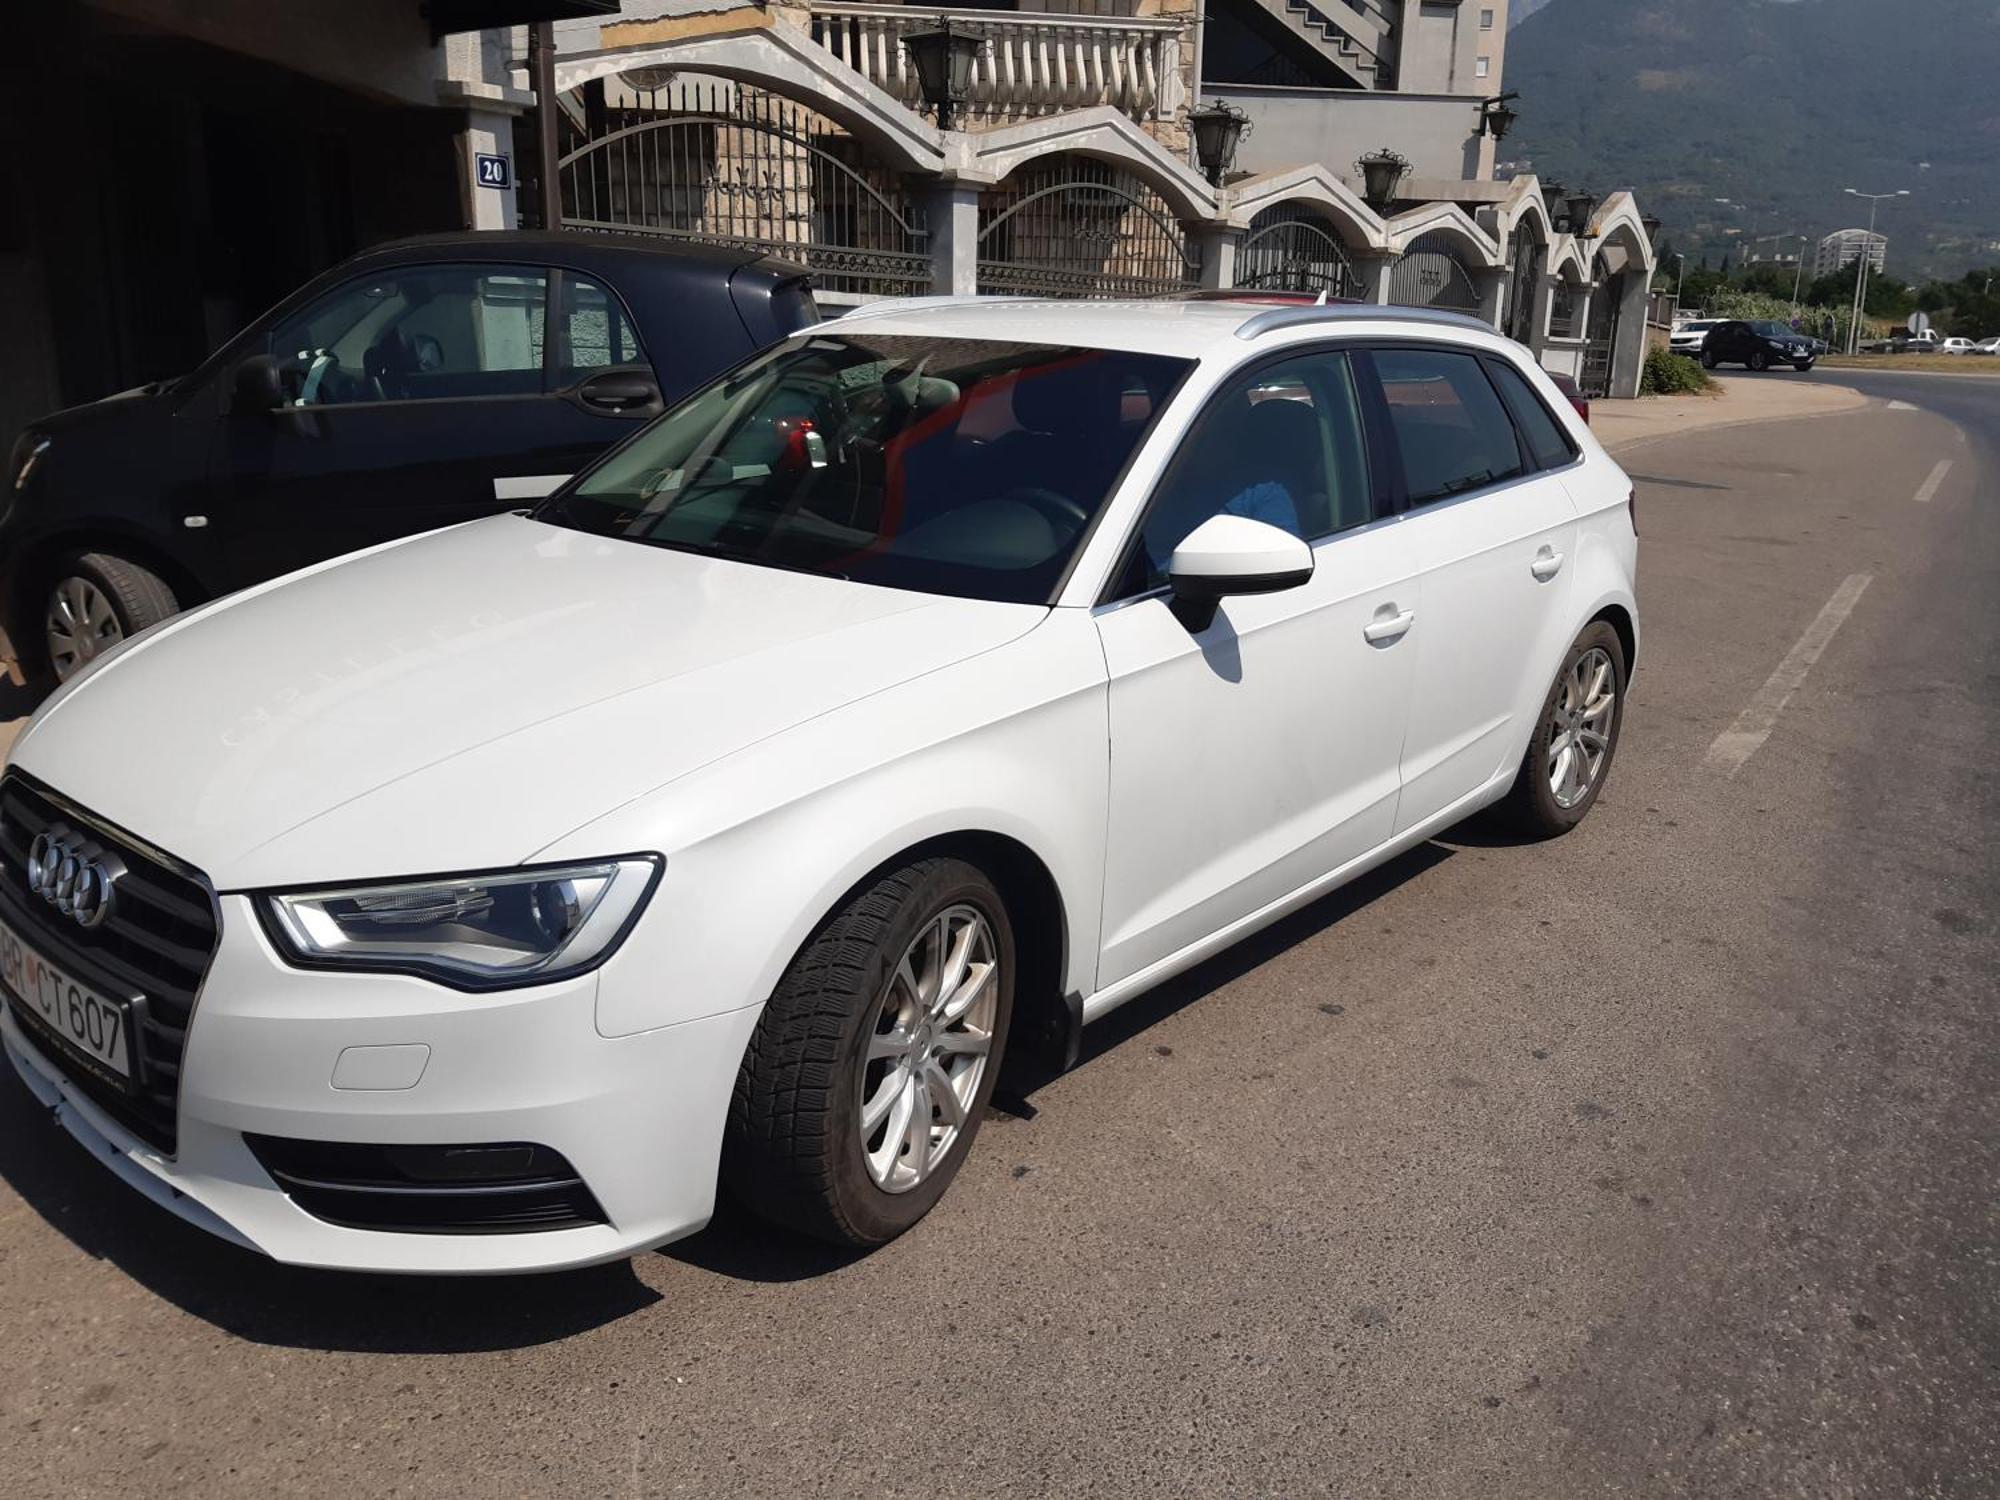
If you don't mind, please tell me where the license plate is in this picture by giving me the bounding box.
[0,912,135,1082]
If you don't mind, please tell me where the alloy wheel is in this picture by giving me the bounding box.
[45,576,123,681]
[856,904,999,1194]
[1547,646,1616,809]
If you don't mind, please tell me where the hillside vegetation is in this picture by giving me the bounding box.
[1504,0,2000,280]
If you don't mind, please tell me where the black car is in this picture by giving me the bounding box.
[2,231,817,684]
[1699,319,1818,373]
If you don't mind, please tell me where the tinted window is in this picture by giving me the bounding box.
[561,275,646,379]
[1372,348,1524,505]
[1127,351,1372,593]
[270,265,548,405]
[540,334,1190,606]
[1485,359,1577,471]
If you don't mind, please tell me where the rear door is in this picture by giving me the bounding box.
[1358,344,1582,836]
[213,262,656,584]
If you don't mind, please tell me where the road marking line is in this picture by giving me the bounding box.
[1912,459,1953,504]
[1703,573,1873,776]
[1886,399,1920,411]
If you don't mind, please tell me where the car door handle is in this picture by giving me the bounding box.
[1362,608,1415,644]
[1530,548,1565,581]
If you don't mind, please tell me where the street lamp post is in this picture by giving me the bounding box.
[1791,235,1809,312]
[1671,251,1687,308]
[1842,187,1910,354]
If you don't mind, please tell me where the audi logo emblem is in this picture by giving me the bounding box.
[26,826,120,930]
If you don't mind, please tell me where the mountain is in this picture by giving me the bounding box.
[1509,0,1556,26]
[1502,0,2000,282]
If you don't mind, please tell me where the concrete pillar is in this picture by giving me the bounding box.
[1472,265,1507,330]
[1354,252,1399,304]
[1526,272,1556,355]
[1188,223,1242,290]
[924,183,982,296]
[459,107,520,231]
[1608,271,1653,399]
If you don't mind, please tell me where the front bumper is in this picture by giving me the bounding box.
[4,893,762,1273]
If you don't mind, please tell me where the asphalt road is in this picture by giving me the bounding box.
[2,382,1997,1498]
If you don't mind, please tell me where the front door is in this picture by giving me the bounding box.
[212,262,653,584]
[1093,349,1421,989]
[1358,346,1581,835]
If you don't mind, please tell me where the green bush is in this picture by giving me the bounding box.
[1642,347,1712,396]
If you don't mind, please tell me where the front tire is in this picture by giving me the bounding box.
[39,552,179,683]
[1499,622,1627,838]
[724,857,1015,1247]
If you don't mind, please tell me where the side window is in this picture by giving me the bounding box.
[1485,359,1578,471]
[1370,347,1525,506]
[1125,350,1371,594]
[561,275,647,380]
[269,264,548,406]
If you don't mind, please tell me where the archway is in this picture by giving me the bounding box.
[1389,230,1479,313]
[1236,203,1359,297]
[976,154,1198,297]
[558,75,931,298]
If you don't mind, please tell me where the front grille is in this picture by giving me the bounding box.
[245,1136,608,1235]
[0,772,219,1154]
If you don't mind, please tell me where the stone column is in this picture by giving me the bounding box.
[1472,265,1507,330]
[924,182,983,296]
[459,107,521,231]
[1188,223,1241,290]
[1353,251,1399,304]
[1609,270,1653,399]
[1525,271,1555,355]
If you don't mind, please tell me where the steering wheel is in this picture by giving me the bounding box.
[1003,486,1089,534]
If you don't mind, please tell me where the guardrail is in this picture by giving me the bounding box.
[807,4,1186,123]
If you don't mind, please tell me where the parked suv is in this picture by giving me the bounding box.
[1700,319,1818,371]
[1,232,817,684]
[1,299,1638,1273]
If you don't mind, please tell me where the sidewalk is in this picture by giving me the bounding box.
[1593,373,1867,457]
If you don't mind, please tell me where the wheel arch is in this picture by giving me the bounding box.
[1590,600,1638,676]
[779,827,1078,1080]
[6,524,213,670]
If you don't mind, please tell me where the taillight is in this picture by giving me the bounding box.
[1569,392,1591,425]
[1627,487,1637,535]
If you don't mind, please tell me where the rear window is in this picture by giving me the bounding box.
[1371,348,1525,506]
[1485,359,1577,471]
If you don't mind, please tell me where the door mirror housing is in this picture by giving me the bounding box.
[1166,514,1315,631]
[231,354,287,414]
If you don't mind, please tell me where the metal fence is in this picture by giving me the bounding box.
[976,156,1198,298]
[558,79,931,298]
[1388,230,1480,313]
[1236,204,1359,297]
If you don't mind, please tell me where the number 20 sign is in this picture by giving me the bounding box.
[476,154,512,190]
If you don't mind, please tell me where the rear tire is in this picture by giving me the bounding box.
[724,857,1015,1247]
[1748,350,1770,372]
[38,552,180,684]
[1498,622,1627,839]
[1699,349,1718,369]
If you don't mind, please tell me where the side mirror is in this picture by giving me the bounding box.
[1166,514,1314,631]
[231,354,286,414]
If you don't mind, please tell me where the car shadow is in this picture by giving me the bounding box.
[0,1073,661,1352]
[0,671,43,723]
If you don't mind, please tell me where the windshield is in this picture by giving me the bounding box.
[537,333,1191,605]
[1750,321,1795,338]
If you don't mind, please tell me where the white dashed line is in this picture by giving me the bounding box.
[1704,573,1873,776]
[1912,459,1953,504]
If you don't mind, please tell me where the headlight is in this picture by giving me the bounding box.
[10,432,50,492]
[259,857,662,990]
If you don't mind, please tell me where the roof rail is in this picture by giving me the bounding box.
[1234,303,1499,341]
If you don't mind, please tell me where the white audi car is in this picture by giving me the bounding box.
[1,298,1638,1273]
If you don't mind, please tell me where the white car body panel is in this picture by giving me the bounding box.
[1,299,1638,1273]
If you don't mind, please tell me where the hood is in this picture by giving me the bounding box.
[9,516,1043,887]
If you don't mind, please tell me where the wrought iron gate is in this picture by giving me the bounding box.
[1388,230,1479,313]
[558,80,930,297]
[1505,230,1542,344]
[1581,271,1621,398]
[977,156,1198,298]
[1236,204,1358,297]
